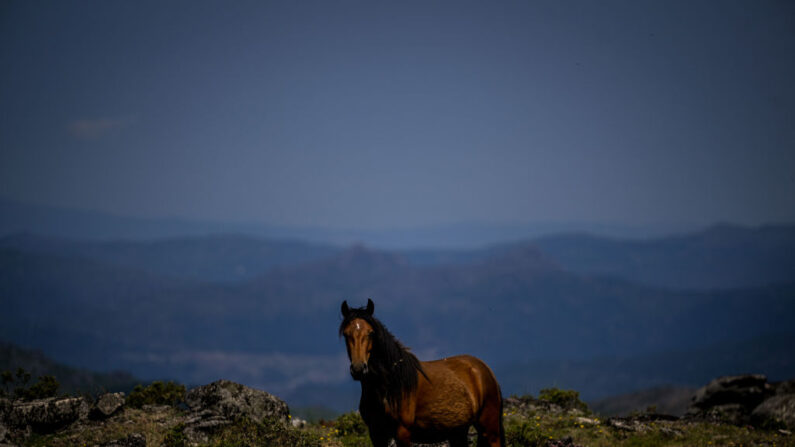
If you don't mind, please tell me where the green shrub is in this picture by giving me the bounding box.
[332,411,372,447]
[162,423,188,447]
[126,381,186,408]
[20,375,60,399]
[538,387,589,412]
[334,411,369,437]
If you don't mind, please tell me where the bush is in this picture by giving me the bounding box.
[329,411,372,447]
[334,411,369,437]
[19,375,60,399]
[538,387,589,412]
[1,369,59,400]
[126,381,186,408]
[162,423,188,447]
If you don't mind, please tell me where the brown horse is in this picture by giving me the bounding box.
[340,299,504,447]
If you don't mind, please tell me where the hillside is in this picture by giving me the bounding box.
[0,341,138,396]
[499,334,795,402]
[533,223,795,290]
[589,385,696,417]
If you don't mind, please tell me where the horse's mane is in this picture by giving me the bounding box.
[339,306,426,411]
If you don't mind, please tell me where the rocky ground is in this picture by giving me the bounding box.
[1,375,793,447]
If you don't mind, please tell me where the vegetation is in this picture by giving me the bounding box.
[207,417,320,447]
[328,411,373,447]
[162,423,188,447]
[126,380,186,408]
[1,367,60,400]
[538,387,589,413]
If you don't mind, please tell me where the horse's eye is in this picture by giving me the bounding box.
[368,332,374,338]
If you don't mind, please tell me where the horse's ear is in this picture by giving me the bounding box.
[341,301,350,317]
[366,298,374,315]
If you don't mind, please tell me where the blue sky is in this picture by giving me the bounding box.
[1,0,793,230]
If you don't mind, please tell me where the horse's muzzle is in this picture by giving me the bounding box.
[350,362,368,380]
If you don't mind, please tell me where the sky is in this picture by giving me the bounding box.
[1,0,794,231]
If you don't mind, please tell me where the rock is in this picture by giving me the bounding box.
[97,433,146,447]
[183,380,289,444]
[686,374,773,425]
[185,380,289,423]
[751,394,795,429]
[607,417,647,432]
[694,403,748,425]
[290,416,307,428]
[774,380,795,396]
[0,398,9,419]
[6,396,89,432]
[575,416,598,425]
[0,400,9,442]
[91,392,125,419]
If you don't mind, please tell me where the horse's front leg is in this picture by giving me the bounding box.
[394,425,412,447]
[363,418,393,447]
[367,431,391,447]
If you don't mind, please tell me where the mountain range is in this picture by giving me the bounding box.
[0,200,793,412]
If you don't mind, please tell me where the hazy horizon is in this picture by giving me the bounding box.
[3,194,783,250]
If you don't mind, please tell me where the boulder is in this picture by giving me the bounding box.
[751,394,795,430]
[91,392,125,419]
[6,396,89,432]
[686,374,773,424]
[183,380,289,444]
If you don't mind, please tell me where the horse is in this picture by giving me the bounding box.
[340,299,504,447]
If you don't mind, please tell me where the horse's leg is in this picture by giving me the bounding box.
[363,417,392,447]
[448,427,470,447]
[394,425,411,447]
[475,396,504,447]
[367,432,390,447]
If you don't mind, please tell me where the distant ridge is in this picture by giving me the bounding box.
[0,232,340,282]
[0,197,692,249]
[0,340,139,395]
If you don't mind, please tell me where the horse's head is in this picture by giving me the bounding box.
[340,299,375,380]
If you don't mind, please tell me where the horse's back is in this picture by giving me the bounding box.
[413,354,501,431]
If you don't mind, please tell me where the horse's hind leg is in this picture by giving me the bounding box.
[475,426,502,447]
[475,396,504,447]
[447,427,470,447]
